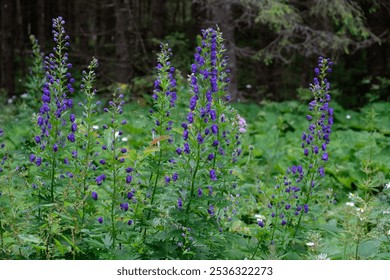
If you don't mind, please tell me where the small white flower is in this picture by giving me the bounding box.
[306,242,315,247]
[346,115,351,119]
[7,98,13,104]
[346,202,355,207]
[246,84,252,89]
[121,137,128,142]
[356,207,364,213]
[92,125,99,130]
[317,253,330,260]
[254,214,265,222]
[385,182,390,189]
[21,93,29,98]
[382,210,390,215]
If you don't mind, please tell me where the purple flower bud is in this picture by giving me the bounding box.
[187,112,194,124]
[210,110,217,121]
[211,124,218,135]
[210,169,217,181]
[35,136,41,144]
[183,130,188,140]
[92,191,98,200]
[207,153,214,161]
[53,144,58,152]
[126,175,132,184]
[127,219,133,225]
[126,167,133,173]
[197,133,204,144]
[189,96,197,111]
[322,153,328,161]
[177,198,183,209]
[29,154,36,163]
[165,176,171,184]
[127,192,134,199]
[176,148,182,155]
[258,220,264,228]
[120,203,129,211]
[184,143,190,154]
[198,188,203,197]
[172,173,178,181]
[96,174,106,185]
[99,159,106,165]
[191,64,197,73]
[67,133,75,142]
[97,217,103,224]
[208,205,215,216]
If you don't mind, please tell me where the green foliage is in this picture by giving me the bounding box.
[255,0,302,32]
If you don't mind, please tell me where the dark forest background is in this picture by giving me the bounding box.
[0,0,389,108]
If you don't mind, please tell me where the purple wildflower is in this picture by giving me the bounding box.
[177,198,183,209]
[210,169,217,181]
[92,191,98,200]
[126,175,132,184]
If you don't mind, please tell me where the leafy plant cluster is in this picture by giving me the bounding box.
[0,17,389,260]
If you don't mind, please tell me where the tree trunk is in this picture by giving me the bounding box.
[151,0,166,39]
[114,0,131,83]
[1,0,16,97]
[36,0,45,43]
[210,1,239,101]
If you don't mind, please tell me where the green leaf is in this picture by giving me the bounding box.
[18,234,43,244]
[358,239,381,259]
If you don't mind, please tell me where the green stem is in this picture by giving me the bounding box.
[50,153,56,203]
[0,218,3,249]
[109,120,118,251]
[355,240,360,260]
[292,187,312,239]
[142,149,163,240]
[111,163,117,251]
[250,238,262,260]
[185,143,201,224]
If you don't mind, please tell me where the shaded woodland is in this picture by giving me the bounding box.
[0,0,389,107]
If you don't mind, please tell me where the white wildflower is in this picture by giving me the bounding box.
[92,125,99,130]
[346,202,355,207]
[317,253,330,260]
[346,115,351,119]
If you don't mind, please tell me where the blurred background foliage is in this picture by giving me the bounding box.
[0,0,389,108]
